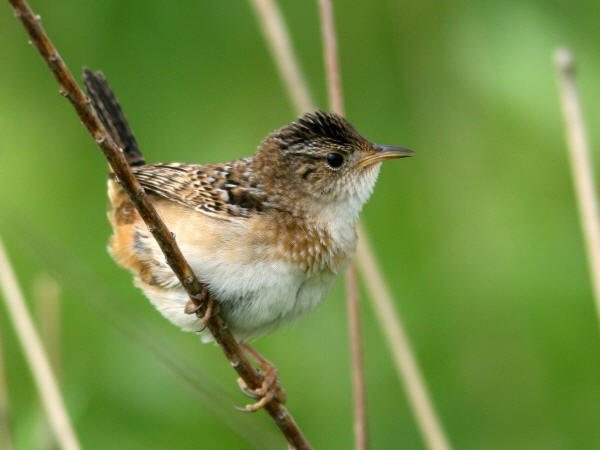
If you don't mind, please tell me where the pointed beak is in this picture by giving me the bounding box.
[356,144,414,168]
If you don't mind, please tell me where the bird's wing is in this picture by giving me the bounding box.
[129,158,269,221]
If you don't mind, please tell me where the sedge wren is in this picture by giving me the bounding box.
[84,69,413,343]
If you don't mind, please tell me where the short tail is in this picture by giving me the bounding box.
[83,68,145,166]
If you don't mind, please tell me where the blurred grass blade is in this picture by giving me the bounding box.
[248,0,314,113]
[34,273,61,377]
[33,273,62,450]
[554,48,600,329]
[0,210,281,450]
[0,320,14,450]
[0,235,80,450]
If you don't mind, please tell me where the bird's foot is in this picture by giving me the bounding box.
[184,288,219,329]
[236,343,286,412]
[184,288,208,315]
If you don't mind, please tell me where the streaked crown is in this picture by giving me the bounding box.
[253,111,412,216]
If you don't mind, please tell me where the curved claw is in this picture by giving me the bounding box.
[234,405,252,413]
[235,393,274,413]
[237,377,261,399]
[233,343,286,413]
[184,294,219,328]
[194,323,207,334]
[184,298,203,315]
[184,286,211,314]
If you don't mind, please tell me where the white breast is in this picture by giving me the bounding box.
[139,255,338,341]
[132,195,358,341]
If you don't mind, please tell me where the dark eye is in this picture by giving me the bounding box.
[326,152,344,168]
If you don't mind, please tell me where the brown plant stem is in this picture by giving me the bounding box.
[318,1,368,448]
[554,48,600,329]
[318,0,344,115]
[355,227,450,450]
[0,236,80,450]
[253,0,449,447]
[7,1,310,448]
[343,264,369,449]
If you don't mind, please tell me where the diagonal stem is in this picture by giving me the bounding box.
[6,1,310,448]
[356,226,450,450]
[555,48,600,329]
[1,211,282,449]
[248,0,314,113]
[0,236,80,450]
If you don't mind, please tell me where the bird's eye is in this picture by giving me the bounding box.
[326,152,344,168]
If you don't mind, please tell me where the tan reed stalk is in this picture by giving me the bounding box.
[555,48,600,328]
[317,1,368,448]
[0,236,80,450]
[342,260,368,449]
[248,0,315,113]
[0,320,14,450]
[317,0,344,115]
[2,212,281,450]
[356,227,450,450]
[251,1,451,448]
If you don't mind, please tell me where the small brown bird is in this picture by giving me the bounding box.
[84,69,413,343]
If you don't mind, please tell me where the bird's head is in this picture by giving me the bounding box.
[254,110,413,219]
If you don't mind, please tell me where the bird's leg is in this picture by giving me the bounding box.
[236,342,286,412]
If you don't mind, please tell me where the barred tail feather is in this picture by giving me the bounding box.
[83,68,145,166]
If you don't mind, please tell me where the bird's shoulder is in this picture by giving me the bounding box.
[129,158,270,221]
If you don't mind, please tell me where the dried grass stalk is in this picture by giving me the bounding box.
[555,48,600,327]
[0,236,80,450]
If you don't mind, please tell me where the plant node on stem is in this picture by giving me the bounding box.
[7,0,310,448]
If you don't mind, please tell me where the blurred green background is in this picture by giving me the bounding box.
[2,0,600,448]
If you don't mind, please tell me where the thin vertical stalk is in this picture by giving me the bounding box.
[554,48,600,328]
[317,1,367,448]
[344,264,369,449]
[248,0,314,113]
[250,1,450,448]
[318,0,344,114]
[0,236,80,450]
[356,226,450,450]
